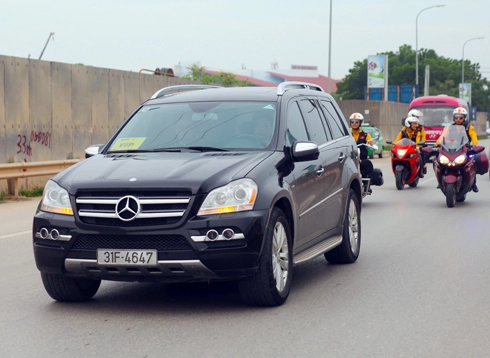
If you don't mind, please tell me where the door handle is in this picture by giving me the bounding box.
[338,153,346,162]
[316,167,325,176]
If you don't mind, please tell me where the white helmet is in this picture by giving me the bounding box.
[349,112,364,124]
[408,109,423,119]
[453,107,468,126]
[405,116,419,128]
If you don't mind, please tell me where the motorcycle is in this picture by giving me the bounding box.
[386,138,425,190]
[357,143,384,198]
[422,125,486,208]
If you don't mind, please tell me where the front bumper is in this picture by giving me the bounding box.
[32,208,268,282]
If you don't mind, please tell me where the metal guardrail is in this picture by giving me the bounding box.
[0,159,80,196]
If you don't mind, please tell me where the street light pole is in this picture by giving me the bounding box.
[462,36,484,87]
[415,4,445,96]
[39,32,55,60]
[327,0,332,93]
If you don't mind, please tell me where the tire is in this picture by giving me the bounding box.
[324,189,361,264]
[370,153,374,159]
[395,170,405,190]
[237,208,293,307]
[445,183,456,208]
[41,272,101,302]
[408,176,419,188]
[378,150,383,158]
[456,193,466,202]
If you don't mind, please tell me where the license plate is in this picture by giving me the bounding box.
[97,250,157,266]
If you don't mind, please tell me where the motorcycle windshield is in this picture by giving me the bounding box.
[396,138,415,147]
[439,126,469,152]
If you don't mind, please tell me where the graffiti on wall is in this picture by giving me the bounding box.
[16,131,52,159]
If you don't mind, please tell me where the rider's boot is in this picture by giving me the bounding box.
[472,181,479,193]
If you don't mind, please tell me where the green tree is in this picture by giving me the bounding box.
[336,45,490,112]
[182,63,250,87]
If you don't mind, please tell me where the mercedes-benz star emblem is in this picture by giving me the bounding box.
[115,196,141,221]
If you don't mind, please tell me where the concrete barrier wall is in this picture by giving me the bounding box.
[0,54,487,192]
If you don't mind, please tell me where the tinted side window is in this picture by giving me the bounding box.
[298,99,328,145]
[286,101,309,145]
[320,100,348,139]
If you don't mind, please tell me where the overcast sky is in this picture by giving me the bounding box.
[1,0,488,81]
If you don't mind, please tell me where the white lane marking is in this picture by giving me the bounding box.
[0,230,32,239]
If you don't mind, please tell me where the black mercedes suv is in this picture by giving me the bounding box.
[33,82,363,306]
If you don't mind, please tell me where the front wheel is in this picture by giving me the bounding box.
[324,189,361,264]
[445,183,456,208]
[409,176,419,188]
[237,208,293,306]
[41,272,101,302]
[395,170,405,190]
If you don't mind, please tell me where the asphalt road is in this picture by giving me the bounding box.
[2,140,490,357]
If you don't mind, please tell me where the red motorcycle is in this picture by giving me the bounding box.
[423,125,487,207]
[386,138,424,190]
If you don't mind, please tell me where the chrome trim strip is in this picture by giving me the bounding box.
[65,258,217,278]
[293,235,342,264]
[78,210,185,218]
[35,231,72,241]
[76,198,190,204]
[191,233,245,242]
[299,187,343,218]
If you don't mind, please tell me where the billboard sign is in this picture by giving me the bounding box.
[459,83,471,104]
[367,55,387,89]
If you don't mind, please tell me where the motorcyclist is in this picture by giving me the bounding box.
[349,113,379,193]
[349,112,378,160]
[407,109,426,143]
[435,107,479,192]
[395,114,427,178]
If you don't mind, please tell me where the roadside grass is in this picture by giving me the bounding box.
[0,185,44,203]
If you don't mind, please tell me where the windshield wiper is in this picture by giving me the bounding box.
[186,146,229,152]
[106,148,182,154]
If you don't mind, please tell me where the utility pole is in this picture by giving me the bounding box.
[39,32,55,60]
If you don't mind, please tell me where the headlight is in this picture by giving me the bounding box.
[439,155,449,165]
[197,179,258,216]
[40,180,73,215]
[397,149,407,159]
[454,154,466,165]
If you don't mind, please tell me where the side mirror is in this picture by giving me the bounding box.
[386,140,393,145]
[292,141,320,162]
[85,144,105,158]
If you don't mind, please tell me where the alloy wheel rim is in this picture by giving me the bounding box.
[272,221,289,292]
[348,198,359,255]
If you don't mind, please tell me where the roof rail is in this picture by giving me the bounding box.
[277,81,325,96]
[150,85,222,99]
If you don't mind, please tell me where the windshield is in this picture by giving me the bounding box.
[411,106,458,127]
[438,125,469,152]
[107,102,277,152]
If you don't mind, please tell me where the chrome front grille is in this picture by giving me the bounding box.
[75,190,192,227]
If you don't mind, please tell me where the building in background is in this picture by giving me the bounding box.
[173,62,340,93]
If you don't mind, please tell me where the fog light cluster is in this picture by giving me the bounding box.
[206,228,235,241]
[35,228,72,241]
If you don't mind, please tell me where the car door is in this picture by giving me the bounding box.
[285,99,329,247]
[318,99,352,231]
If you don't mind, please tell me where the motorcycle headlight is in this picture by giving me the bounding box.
[40,180,74,215]
[439,155,449,165]
[454,154,466,165]
[397,149,407,159]
[197,179,258,216]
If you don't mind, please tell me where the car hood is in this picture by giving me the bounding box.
[53,151,274,195]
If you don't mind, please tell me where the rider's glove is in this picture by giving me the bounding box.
[371,144,378,151]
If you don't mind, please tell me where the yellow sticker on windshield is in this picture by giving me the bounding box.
[110,138,146,151]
